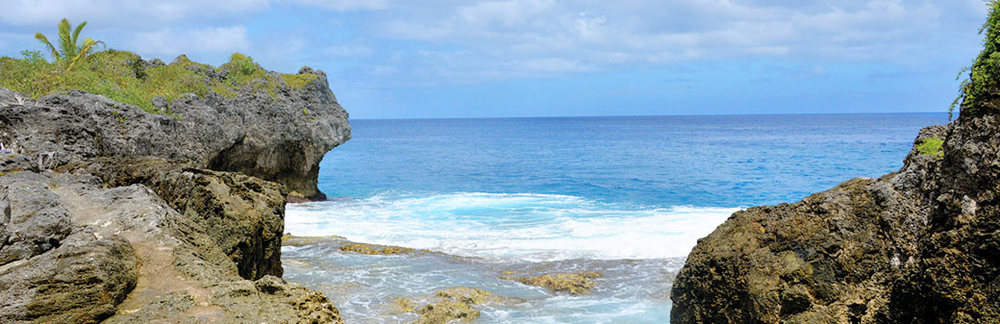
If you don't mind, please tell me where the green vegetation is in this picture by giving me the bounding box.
[1,18,320,114]
[952,0,1000,119]
[34,19,101,72]
[917,137,944,158]
[0,50,318,114]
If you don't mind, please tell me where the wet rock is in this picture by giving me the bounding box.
[340,243,418,255]
[395,287,502,323]
[281,234,348,247]
[416,300,480,323]
[502,272,603,295]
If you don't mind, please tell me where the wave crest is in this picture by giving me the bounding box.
[286,192,739,261]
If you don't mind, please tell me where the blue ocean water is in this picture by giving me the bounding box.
[316,113,945,207]
[283,113,947,323]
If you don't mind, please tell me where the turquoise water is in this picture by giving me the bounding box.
[283,113,947,322]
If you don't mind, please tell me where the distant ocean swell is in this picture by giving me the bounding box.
[285,191,741,261]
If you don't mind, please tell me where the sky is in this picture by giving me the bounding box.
[0,0,991,119]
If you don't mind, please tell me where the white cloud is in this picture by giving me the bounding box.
[0,0,268,27]
[0,0,989,85]
[130,26,249,58]
[363,0,980,82]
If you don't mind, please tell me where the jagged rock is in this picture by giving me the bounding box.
[0,170,138,323]
[394,287,503,323]
[502,272,603,295]
[0,231,138,323]
[91,157,286,280]
[339,242,418,255]
[0,53,349,321]
[0,172,73,265]
[671,107,1000,322]
[0,165,340,323]
[0,68,350,201]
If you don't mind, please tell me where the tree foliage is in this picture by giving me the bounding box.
[34,18,100,71]
[952,0,1000,120]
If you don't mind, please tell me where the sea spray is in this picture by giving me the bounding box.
[285,192,740,261]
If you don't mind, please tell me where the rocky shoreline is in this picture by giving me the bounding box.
[670,80,1000,323]
[0,56,350,322]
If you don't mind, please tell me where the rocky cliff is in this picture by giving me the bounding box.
[671,3,1000,322]
[669,52,1000,324]
[0,56,349,322]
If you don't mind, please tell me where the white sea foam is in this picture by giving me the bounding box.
[285,192,740,261]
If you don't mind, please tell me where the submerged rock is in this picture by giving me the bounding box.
[282,234,348,247]
[502,272,603,295]
[340,243,419,255]
[394,287,503,323]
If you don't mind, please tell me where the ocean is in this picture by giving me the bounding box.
[282,113,947,323]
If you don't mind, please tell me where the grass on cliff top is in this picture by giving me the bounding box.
[0,50,318,114]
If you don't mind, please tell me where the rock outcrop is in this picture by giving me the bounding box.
[0,70,350,200]
[670,91,1000,322]
[393,287,506,323]
[502,272,603,295]
[0,55,349,322]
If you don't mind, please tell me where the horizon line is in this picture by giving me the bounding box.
[350,111,949,121]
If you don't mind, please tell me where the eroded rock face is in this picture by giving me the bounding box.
[93,158,286,280]
[887,113,1000,323]
[0,170,138,323]
[0,160,341,323]
[0,59,349,321]
[671,112,1000,323]
[0,69,350,200]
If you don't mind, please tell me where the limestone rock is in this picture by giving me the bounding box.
[503,272,603,295]
[395,287,503,323]
[0,66,350,201]
[93,158,286,280]
[0,54,348,321]
[671,111,1000,322]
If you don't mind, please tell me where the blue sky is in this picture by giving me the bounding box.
[0,0,990,119]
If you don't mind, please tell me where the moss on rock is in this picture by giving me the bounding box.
[339,243,418,255]
[502,272,602,295]
[394,287,503,323]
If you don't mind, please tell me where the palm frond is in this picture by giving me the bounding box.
[33,33,61,62]
[57,18,77,61]
[66,38,98,71]
[71,21,87,48]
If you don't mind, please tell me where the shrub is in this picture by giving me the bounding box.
[916,137,944,158]
[0,49,318,114]
[952,0,1000,119]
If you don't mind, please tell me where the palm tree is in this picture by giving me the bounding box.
[34,18,100,71]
